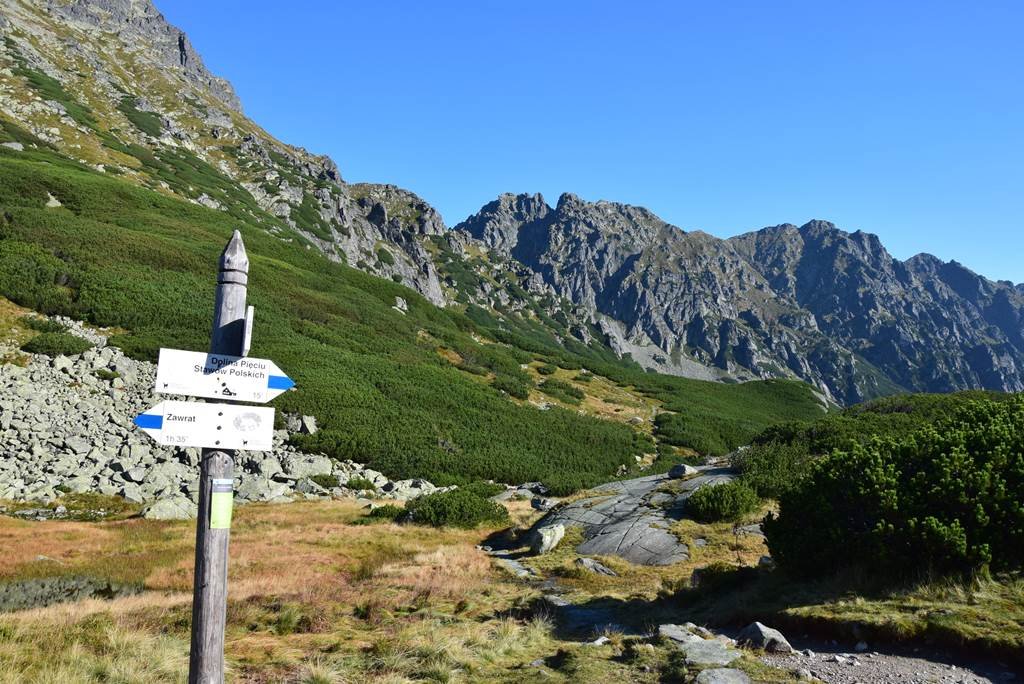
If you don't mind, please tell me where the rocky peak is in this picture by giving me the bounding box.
[43,0,242,112]
[458,192,551,253]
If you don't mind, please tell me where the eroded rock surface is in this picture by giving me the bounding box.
[527,468,734,565]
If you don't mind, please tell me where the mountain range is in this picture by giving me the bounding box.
[2,0,1022,404]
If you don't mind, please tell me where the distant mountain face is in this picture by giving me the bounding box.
[455,194,1024,403]
[2,0,1021,404]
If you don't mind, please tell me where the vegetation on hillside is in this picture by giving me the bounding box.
[0,137,824,492]
[765,397,1024,578]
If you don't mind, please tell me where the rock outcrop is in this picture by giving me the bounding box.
[525,467,735,566]
[457,194,1024,403]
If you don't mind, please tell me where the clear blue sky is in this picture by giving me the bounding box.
[157,1,1024,283]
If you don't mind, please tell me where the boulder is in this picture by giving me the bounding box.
[736,621,793,654]
[668,463,698,478]
[575,557,617,576]
[383,479,436,501]
[141,496,197,520]
[282,453,332,479]
[695,669,752,684]
[529,523,565,555]
[531,496,555,511]
[658,624,703,645]
[299,415,318,434]
[676,639,740,666]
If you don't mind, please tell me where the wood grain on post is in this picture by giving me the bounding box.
[189,230,248,684]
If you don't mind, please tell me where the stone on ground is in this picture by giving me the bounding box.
[737,621,793,654]
[575,557,617,576]
[668,463,698,478]
[141,496,196,520]
[529,523,565,554]
[694,668,752,684]
[678,639,741,666]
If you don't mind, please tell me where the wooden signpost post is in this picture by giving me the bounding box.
[133,230,295,684]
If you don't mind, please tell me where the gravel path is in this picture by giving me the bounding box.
[760,638,1020,684]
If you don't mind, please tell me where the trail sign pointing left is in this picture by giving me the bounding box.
[134,400,274,451]
[155,348,295,403]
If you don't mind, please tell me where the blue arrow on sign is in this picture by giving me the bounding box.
[154,348,296,403]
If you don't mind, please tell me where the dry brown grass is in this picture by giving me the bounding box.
[0,496,801,682]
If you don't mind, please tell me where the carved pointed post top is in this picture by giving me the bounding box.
[218,230,248,286]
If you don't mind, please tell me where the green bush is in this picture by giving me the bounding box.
[574,372,593,383]
[20,315,65,333]
[352,504,405,525]
[539,378,584,404]
[460,480,504,498]
[492,374,532,400]
[376,247,395,266]
[405,489,510,528]
[765,398,1024,579]
[537,363,558,376]
[686,481,760,523]
[370,504,404,520]
[346,476,377,492]
[310,474,340,489]
[732,442,811,499]
[21,332,92,356]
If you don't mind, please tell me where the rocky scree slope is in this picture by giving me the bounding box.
[0,318,447,519]
[0,0,447,303]
[456,193,1024,404]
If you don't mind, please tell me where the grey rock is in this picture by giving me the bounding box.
[294,478,327,495]
[141,496,196,520]
[668,463,698,478]
[737,621,793,654]
[528,523,565,555]
[298,415,318,434]
[575,557,617,576]
[531,496,555,511]
[658,624,703,645]
[694,669,752,684]
[525,468,733,565]
[282,453,333,479]
[675,639,740,666]
[124,467,147,483]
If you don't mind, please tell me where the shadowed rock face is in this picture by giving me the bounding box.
[458,195,1024,404]
[529,468,735,566]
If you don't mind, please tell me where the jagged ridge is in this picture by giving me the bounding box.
[456,193,1024,403]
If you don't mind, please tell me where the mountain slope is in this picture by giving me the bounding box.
[0,0,447,302]
[457,194,1024,403]
[0,133,826,491]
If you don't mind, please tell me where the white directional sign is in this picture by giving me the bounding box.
[155,348,295,403]
[134,401,275,451]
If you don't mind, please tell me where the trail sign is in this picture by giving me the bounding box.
[134,400,274,451]
[155,348,294,403]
